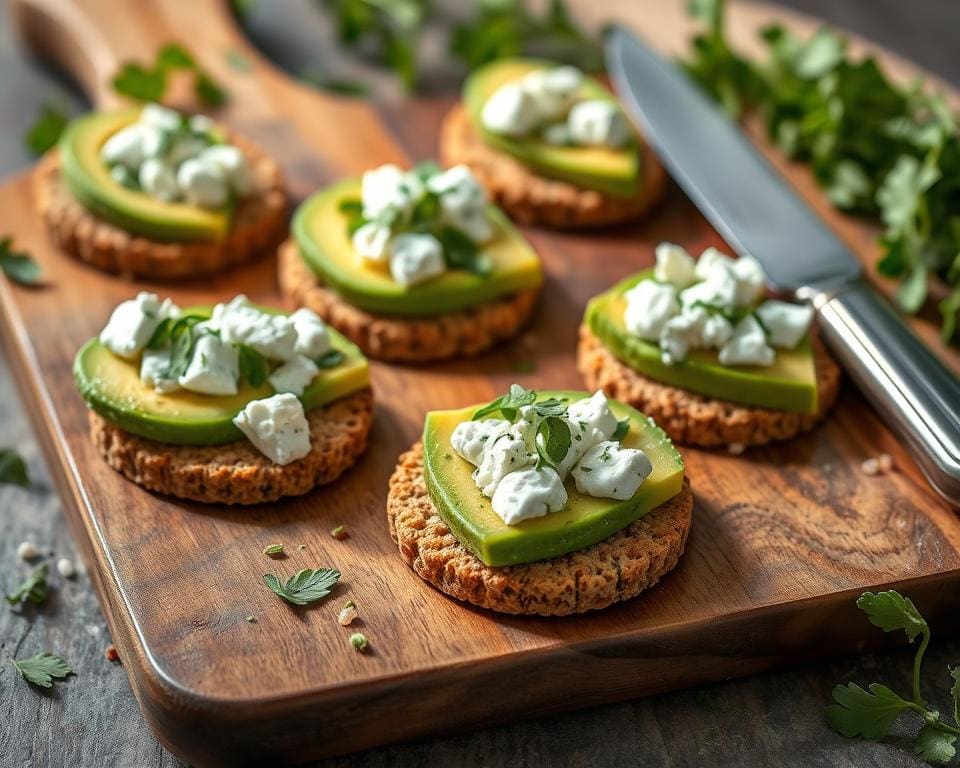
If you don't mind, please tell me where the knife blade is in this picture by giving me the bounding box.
[605,26,960,505]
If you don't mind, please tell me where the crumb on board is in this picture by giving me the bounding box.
[330,525,349,541]
[105,645,120,663]
[727,443,746,456]
[862,453,894,476]
[338,601,358,626]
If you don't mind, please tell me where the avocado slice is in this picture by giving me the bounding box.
[74,314,370,446]
[423,390,685,567]
[586,272,819,414]
[292,178,542,316]
[463,58,641,198]
[59,110,231,242]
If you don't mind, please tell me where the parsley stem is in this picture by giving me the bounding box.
[912,626,930,707]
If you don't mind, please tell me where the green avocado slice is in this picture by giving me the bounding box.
[423,390,685,567]
[292,178,542,316]
[59,110,231,242]
[585,272,819,414]
[463,58,642,198]
[74,311,370,446]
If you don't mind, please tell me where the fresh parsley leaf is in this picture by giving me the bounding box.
[532,398,567,418]
[914,725,957,765]
[112,62,167,101]
[472,383,538,422]
[263,567,341,606]
[24,103,69,157]
[237,344,269,388]
[156,43,195,70]
[315,349,345,369]
[612,416,630,442]
[856,590,928,642]
[535,416,571,470]
[164,316,205,379]
[0,237,42,286]
[0,448,29,487]
[113,43,227,107]
[825,682,913,739]
[6,564,49,607]
[11,652,73,688]
[195,72,228,107]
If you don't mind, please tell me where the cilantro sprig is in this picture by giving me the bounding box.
[11,652,74,688]
[263,567,341,606]
[825,590,960,764]
[113,42,228,107]
[684,0,960,343]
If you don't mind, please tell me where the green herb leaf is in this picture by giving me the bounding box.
[112,62,167,102]
[612,417,631,442]
[237,344,269,388]
[113,43,227,107]
[856,590,928,642]
[225,48,253,73]
[315,349,345,369]
[0,448,29,487]
[6,564,49,607]
[156,43,195,70]
[825,682,913,739]
[24,103,69,157]
[163,316,205,379]
[532,398,567,418]
[535,416,571,470]
[263,567,341,606]
[0,237,42,286]
[262,543,284,556]
[301,71,369,97]
[195,72,228,107]
[472,383,538,422]
[914,725,957,765]
[950,667,960,727]
[11,652,73,688]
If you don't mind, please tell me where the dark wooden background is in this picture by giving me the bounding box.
[1,1,958,766]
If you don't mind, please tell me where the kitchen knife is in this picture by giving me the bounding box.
[605,25,960,505]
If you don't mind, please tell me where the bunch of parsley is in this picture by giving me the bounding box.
[684,0,960,343]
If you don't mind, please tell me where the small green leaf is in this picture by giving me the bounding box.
[612,417,630,442]
[532,398,567,418]
[315,350,345,369]
[262,543,284,556]
[535,416,571,470]
[6,564,49,607]
[914,725,957,764]
[263,567,340,606]
[11,652,73,688]
[950,667,960,727]
[156,43,196,70]
[237,344,270,388]
[24,103,69,157]
[825,682,913,739]
[301,71,369,98]
[0,448,29,487]
[225,48,253,73]
[472,383,537,422]
[896,265,929,314]
[0,237,42,286]
[856,590,928,642]
[195,72,228,107]
[112,62,167,102]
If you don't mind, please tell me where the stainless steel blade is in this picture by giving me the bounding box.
[605,26,861,293]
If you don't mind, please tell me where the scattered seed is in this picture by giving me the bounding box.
[878,453,894,472]
[262,543,284,557]
[350,632,368,652]
[338,601,358,626]
[330,525,349,541]
[727,443,746,456]
[105,645,120,662]
[862,457,880,476]
[16,541,39,561]
[56,558,76,578]
[297,544,307,551]
[245,615,257,623]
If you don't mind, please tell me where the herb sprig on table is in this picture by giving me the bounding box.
[826,590,960,764]
[263,567,341,606]
[113,42,228,107]
[10,652,74,688]
[0,237,41,286]
[684,0,960,343]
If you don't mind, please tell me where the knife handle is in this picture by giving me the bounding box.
[813,280,960,505]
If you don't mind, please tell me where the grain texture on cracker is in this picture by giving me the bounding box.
[90,389,373,504]
[387,443,692,616]
[439,104,666,228]
[278,240,538,362]
[34,133,287,281]
[578,326,840,448]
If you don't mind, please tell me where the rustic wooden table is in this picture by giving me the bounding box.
[1,1,957,766]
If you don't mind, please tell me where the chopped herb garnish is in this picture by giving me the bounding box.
[263,567,341,606]
[316,349,345,369]
[534,416,571,470]
[237,344,270,388]
[6,564,49,607]
[11,652,73,688]
[113,42,228,107]
[24,102,69,157]
[612,417,630,442]
[472,383,538,421]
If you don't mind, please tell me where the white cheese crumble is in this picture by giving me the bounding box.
[451,418,512,466]
[491,466,568,525]
[572,441,652,500]
[99,103,252,208]
[178,333,240,395]
[268,355,321,397]
[290,308,331,358]
[566,390,619,445]
[140,348,180,394]
[233,393,311,466]
[218,295,298,362]
[623,243,813,368]
[388,233,446,287]
[16,541,39,561]
[99,292,177,359]
[567,100,631,148]
[56,558,76,579]
[472,431,530,497]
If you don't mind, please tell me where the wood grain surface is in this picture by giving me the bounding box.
[1,0,959,766]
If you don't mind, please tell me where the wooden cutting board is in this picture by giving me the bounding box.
[2,0,959,765]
